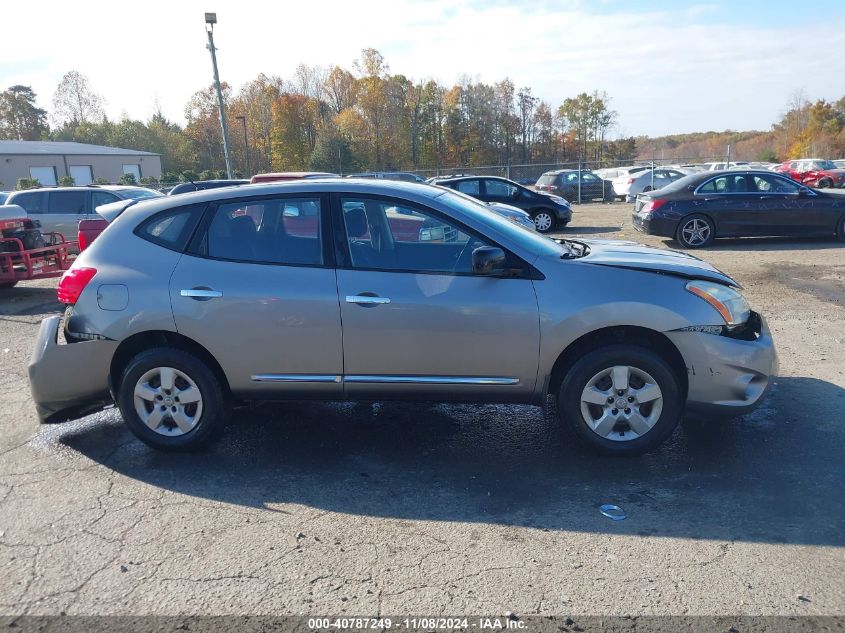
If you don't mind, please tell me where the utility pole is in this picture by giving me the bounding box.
[205,13,233,178]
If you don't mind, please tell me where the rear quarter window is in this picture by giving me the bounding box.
[135,203,205,252]
[10,191,47,214]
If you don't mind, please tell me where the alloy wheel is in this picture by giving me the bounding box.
[579,365,663,442]
[133,366,203,437]
[680,218,711,246]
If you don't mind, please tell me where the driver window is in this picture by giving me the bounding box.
[340,197,489,274]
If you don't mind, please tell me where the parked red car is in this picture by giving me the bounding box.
[775,159,845,188]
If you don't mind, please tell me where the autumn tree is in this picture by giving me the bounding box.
[0,86,49,140]
[230,74,284,173]
[184,84,231,171]
[52,71,104,126]
[270,94,314,170]
[323,66,358,115]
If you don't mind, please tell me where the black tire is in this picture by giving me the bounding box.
[817,178,833,189]
[0,281,18,289]
[675,213,715,248]
[557,344,683,456]
[531,209,556,233]
[117,347,229,451]
[837,214,845,242]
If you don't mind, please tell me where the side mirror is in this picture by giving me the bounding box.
[510,189,520,199]
[472,246,506,275]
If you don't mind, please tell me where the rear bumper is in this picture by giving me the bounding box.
[666,313,778,418]
[28,315,116,423]
[632,212,677,238]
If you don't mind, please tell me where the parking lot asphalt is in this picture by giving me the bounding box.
[1,202,843,617]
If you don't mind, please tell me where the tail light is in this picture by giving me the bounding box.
[640,199,668,215]
[78,228,89,252]
[57,267,97,304]
[627,178,635,184]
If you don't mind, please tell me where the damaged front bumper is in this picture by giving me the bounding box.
[28,315,117,423]
[666,312,779,418]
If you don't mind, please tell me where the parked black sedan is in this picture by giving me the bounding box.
[633,170,845,248]
[432,175,572,233]
[535,169,616,203]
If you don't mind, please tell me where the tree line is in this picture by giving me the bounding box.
[1,55,844,184]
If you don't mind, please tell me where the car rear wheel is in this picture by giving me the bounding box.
[0,281,18,289]
[817,178,833,189]
[557,344,683,455]
[532,210,555,233]
[117,347,229,451]
[676,214,715,248]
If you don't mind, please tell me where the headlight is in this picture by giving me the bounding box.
[685,280,750,326]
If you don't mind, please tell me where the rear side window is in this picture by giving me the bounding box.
[201,197,323,266]
[9,191,47,214]
[136,204,205,252]
[455,180,480,195]
[48,191,88,214]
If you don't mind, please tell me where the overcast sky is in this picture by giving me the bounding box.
[2,0,844,137]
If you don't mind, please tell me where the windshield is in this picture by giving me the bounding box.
[120,188,164,200]
[434,188,567,258]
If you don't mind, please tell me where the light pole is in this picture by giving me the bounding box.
[235,115,249,176]
[204,12,233,178]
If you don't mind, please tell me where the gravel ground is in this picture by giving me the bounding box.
[0,202,843,618]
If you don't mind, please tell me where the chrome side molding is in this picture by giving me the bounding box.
[251,374,342,383]
[344,375,519,385]
[250,374,519,385]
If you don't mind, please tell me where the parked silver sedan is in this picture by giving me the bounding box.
[29,180,777,455]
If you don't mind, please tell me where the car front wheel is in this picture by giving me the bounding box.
[676,214,715,248]
[117,347,229,451]
[817,178,832,188]
[532,210,555,233]
[557,344,683,455]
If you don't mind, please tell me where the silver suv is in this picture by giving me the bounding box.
[29,180,777,455]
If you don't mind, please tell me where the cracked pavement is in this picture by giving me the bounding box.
[1,203,843,617]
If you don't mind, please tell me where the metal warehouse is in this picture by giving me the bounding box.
[0,140,162,189]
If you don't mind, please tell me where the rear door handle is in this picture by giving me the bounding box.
[181,288,223,300]
[346,294,390,305]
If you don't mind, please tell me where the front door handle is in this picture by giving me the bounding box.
[181,288,223,300]
[346,294,390,306]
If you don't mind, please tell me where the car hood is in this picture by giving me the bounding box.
[486,202,530,218]
[571,238,739,287]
